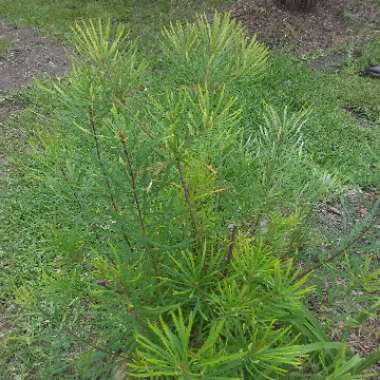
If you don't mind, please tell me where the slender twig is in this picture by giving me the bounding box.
[119,129,158,276]
[224,223,238,276]
[88,103,118,212]
[60,167,82,209]
[88,102,134,252]
[114,109,203,252]
[174,155,203,251]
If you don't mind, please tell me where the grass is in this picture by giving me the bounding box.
[0,0,229,55]
[242,54,380,185]
[0,37,13,56]
[0,1,379,379]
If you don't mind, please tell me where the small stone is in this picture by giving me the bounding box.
[360,65,380,79]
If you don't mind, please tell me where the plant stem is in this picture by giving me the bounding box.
[88,104,118,212]
[88,102,134,252]
[174,155,203,252]
[224,223,238,276]
[59,167,82,209]
[119,128,158,276]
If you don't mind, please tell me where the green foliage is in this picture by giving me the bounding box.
[71,18,129,64]
[130,310,244,379]
[1,3,380,378]
[249,53,380,186]
[161,13,268,86]
[5,14,377,379]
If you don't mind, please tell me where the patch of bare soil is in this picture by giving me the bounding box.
[230,0,380,56]
[0,21,68,92]
[0,306,14,339]
[0,96,24,123]
[345,106,378,129]
[319,188,380,236]
[349,316,380,377]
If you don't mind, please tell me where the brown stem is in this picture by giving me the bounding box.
[88,103,134,252]
[174,156,203,251]
[119,129,158,276]
[115,112,202,253]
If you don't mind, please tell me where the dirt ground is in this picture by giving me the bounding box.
[230,0,380,57]
[0,20,68,126]
[0,21,68,93]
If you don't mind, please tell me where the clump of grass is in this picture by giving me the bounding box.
[0,37,13,56]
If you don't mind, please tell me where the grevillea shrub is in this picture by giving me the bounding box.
[20,14,379,379]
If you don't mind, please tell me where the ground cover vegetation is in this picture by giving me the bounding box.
[0,1,380,379]
[0,37,12,56]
